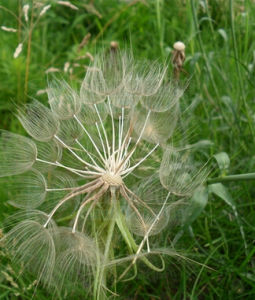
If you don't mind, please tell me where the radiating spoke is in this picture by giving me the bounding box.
[74,114,106,164]
[95,122,108,162]
[116,107,125,165]
[124,185,156,217]
[75,138,104,171]
[43,179,103,228]
[36,158,96,178]
[72,183,109,233]
[108,97,116,172]
[133,192,171,263]
[46,187,79,192]
[54,135,102,173]
[116,110,151,173]
[120,185,147,232]
[122,143,159,177]
[94,104,111,161]
[81,194,100,232]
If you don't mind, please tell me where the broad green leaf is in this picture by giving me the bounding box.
[213,152,230,171]
[209,183,235,207]
[181,186,208,228]
[209,183,247,253]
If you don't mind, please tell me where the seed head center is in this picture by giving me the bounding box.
[102,172,123,186]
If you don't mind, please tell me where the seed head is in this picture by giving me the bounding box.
[0,51,208,295]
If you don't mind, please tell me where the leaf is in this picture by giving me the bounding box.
[181,186,208,228]
[209,183,247,254]
[240,272,255,282]
[209,183,235,208]
[213,152,230,171]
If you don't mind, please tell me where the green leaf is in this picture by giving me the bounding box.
[181,186,208,228]
[213,152,230,171]
[209,183,235,208]
[209,183,247,254]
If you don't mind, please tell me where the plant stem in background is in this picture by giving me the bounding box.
[92,0,141,45]
[190,0,233,129]
[190,0,219,97]
[229,0,254,138]
[24,1,34,100]
[208,172,255,184]
[155,0,164,59]
[17,1,22,101]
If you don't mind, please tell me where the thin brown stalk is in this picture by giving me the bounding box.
[73,183,109,232]
[77,33,91,53]
[44,178,103,228]
[81,193,101,232]
[120,186,146,233]
[115,121,135,172]
[72,178,103,193]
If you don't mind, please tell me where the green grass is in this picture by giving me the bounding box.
[1,0,255,299]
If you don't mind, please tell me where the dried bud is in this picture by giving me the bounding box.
[173,41,185,52]
[110,41,119,52]
[172,41,186,80]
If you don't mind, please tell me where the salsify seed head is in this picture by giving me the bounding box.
[0,50,208,293]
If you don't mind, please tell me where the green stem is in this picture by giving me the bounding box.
[208,172,255,184]
[24,0,34,100]
[156,0,164,59]
[190,0,219,97]
[190,0,233,129]
[17,0,22,102]
[229,0,244,104]
[229,0,254,138]
[115,201,165,275]
[94,187,116,300]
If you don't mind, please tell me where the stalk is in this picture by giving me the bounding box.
[94,187,117,300]
[190,0,233,129]
[115,199,165,281]
[24,0,34,100]
[156,0,164,59]
[229,0,254,138]
[208,172,255,184]
[17,0,22,101]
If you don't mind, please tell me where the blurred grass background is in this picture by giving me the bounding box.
[0,0,255,299]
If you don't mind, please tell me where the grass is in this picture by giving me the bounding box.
[0,0,255,299]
